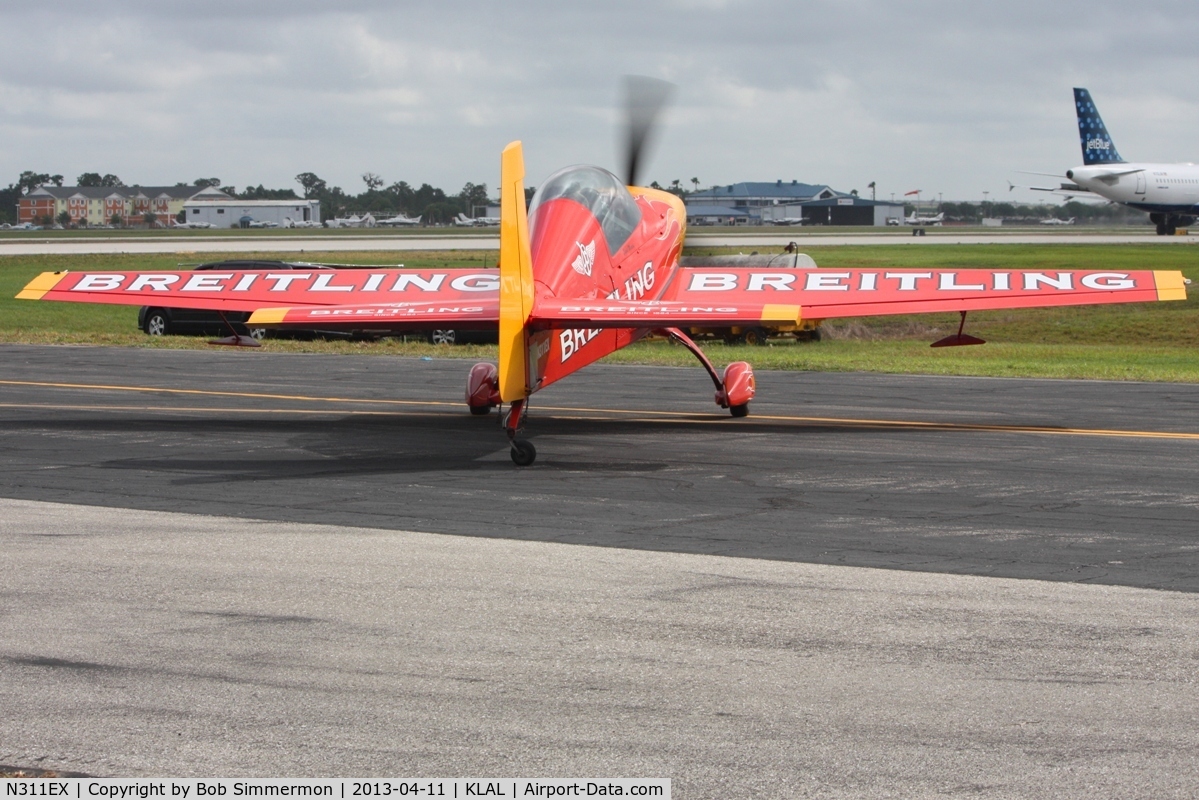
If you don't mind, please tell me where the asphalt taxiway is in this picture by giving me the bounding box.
[2,345,1199,793]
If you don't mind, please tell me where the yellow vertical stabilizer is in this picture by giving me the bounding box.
[498,141,535,403]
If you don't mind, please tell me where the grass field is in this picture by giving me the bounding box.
[1,244,1195,381]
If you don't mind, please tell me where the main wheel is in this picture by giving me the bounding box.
[468,404,492,416]
[510,439,537,466]
[247,327,266,341]
[730,403,750,418]
[143,309,169,336]
[429,329,457,345]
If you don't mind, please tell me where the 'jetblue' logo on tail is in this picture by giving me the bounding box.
[1074,87,1125,165]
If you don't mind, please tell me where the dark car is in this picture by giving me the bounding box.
[424,328,499,345]
[139,260,337,340]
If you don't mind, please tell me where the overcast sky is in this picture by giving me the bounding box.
[3,1,1197,203]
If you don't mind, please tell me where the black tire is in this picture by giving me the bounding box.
[1157,223,1167,235]
[1166,224,1178,236]
[143,309,169,336]
[429,329,457,345]
[730,403,750,418]
[510,439,537,466]
[468,404,492,416]
[809,326,822,342]
[742,327,770,346]
[247,328,266,341]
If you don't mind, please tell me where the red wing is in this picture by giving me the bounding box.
[17,269,500,315]
[662,268,1185,320]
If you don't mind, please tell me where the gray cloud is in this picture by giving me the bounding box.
[2,1,1197,201]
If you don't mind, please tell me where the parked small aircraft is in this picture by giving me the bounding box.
[378,213,422,227]
[325,214,376,228]
[1039,217,1076,226]
[17,78,1189,465]
[171,220,216,230]
[904,211,944,226]
[283,217,322,229]
[454,212,500,227]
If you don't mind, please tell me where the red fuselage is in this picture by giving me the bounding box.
[525,177,686,394]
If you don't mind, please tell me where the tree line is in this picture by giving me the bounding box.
[2,168,1152,227]
[0,169,502,226]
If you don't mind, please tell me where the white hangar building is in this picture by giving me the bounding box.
[183,199,321,228]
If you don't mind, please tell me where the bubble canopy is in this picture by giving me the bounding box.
[529,165,643,255]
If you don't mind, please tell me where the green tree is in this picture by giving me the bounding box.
[100,174,122,187]
[56,211,72,227]
[143,212,158,227]
[193,177,221,188]
[295,172,327,198]
[239,184,299,200]
[77,172,103,187]
[457,182,490,215]
[17,171,54,194]
[0,183,18,224]
[110,214,123,227]
[362,172,384,191]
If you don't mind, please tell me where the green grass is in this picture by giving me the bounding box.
[1,245,1196,381]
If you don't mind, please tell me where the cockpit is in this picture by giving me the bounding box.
[529,166,643,255]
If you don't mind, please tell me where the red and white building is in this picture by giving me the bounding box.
[18,185,230,226]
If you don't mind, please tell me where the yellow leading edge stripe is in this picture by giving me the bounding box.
[761,304,802,323]
[15,271,68,300]
[248,307,290,324]
[1154,270,1188,301]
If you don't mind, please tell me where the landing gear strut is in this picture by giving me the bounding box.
[658,328,756,416]
[504,398,536,466]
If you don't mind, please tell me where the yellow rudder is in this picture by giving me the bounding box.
[498,141,536,403]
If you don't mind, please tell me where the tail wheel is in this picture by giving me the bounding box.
[730,403,750,418]
[510,440,537,466]
[468,404,492,416]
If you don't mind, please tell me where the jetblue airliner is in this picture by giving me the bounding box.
[1027,88,1199,234]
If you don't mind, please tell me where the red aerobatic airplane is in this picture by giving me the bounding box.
[15,82,1189,465]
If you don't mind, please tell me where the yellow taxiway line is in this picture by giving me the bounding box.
[3,379,1199,442]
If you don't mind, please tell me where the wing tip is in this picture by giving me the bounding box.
[16,271,67,301]
[1154,271,1188,302]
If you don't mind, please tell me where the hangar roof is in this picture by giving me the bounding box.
[26,185,231,200]
[688,181,843,202]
